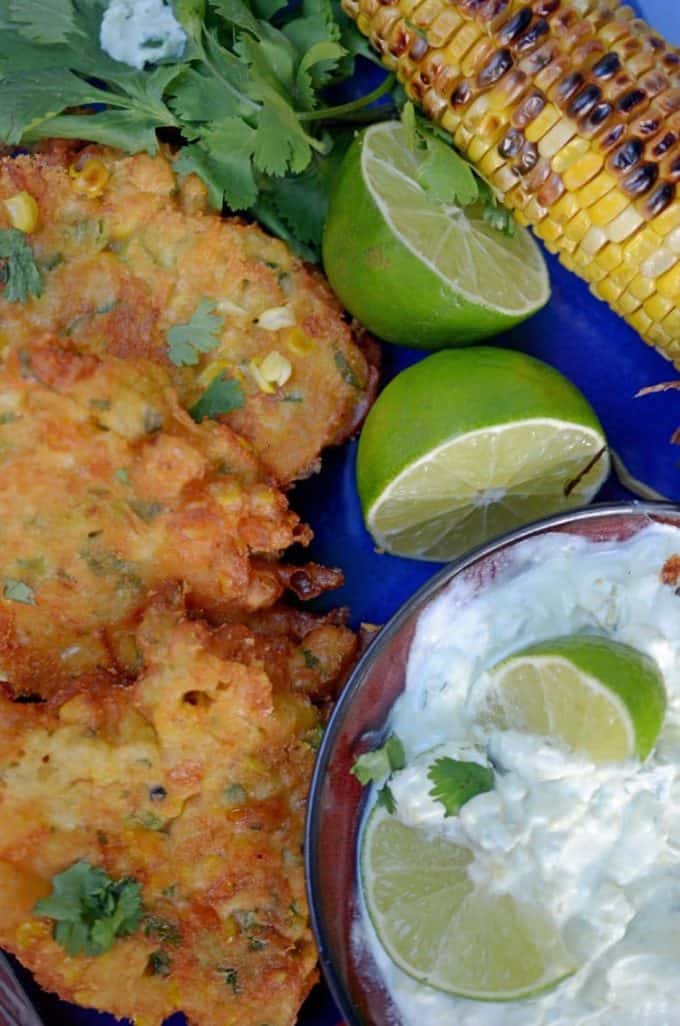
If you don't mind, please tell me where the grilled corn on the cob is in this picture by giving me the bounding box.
[343,0,680,358]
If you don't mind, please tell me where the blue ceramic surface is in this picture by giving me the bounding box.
[12,3,680,1025]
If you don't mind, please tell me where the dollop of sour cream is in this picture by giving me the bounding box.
[100,0,187,70]
[358,522,680,1026]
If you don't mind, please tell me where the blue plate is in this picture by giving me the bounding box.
[9,2,680,1025]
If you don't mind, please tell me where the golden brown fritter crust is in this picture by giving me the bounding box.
[0,598,358,1026]
[0,341,341,694]
[0,144,379,483]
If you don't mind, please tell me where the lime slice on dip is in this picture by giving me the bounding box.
[472,635,667,762]
[361,808,576,1000]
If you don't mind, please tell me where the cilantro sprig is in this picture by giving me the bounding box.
[427,757,495,818]
[34,861,143,956]
[0,0,396,258]
[352,734,405,814]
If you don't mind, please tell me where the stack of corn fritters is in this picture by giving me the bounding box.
[0,143,377,1026]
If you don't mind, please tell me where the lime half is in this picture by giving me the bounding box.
[322,121,550,347]
[361,808,576,1000]
[472,635,667,763]
[357,348,609,561]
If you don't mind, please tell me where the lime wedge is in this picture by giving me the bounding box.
[357,348,609,561]
[472,635,667,762]
[322,121,550,347]
[361,808,576,1000]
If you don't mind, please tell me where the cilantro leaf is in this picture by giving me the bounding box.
[295,40,346,108]
[209,0,262,37]
[0,69,110,146]
[166,299,224,366]
[3,577,36,605]
[415,133,479,207]
[427,758,494,818]
[376,783,396,814]
[0,230,43,304]
[351,735,405,786]
[189,373,245,422]
[177,118,258,211]
[34,861,143,956]
[27,110,161,154]
[8,0,80,45]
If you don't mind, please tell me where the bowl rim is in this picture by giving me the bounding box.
[304,499,680,1026]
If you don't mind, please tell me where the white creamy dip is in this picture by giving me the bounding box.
[358,522,680,1026]
[100,0,187,70]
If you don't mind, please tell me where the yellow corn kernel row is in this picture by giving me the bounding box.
[343,0,680,360]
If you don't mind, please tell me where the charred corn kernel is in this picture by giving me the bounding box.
[69,157,110,198]
[4,191,39,232]
[346,0,680,356]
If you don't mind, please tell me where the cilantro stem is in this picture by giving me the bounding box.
[297,75,395,123]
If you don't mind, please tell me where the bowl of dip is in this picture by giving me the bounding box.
[306,502,680,1026]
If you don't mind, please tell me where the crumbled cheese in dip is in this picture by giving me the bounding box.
[358,522,680,1026]
[100,0,186,70]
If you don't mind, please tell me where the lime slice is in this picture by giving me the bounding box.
[322,121,550,347]
[472,635,667,762]
[361,808,576,1000]
[357,347,609,561]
